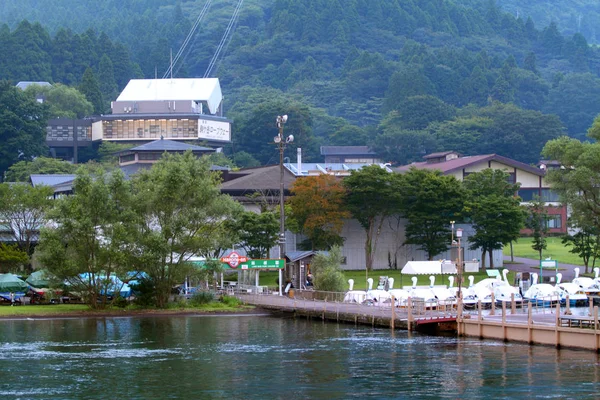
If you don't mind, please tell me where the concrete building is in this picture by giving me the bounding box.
[44,78,231,162]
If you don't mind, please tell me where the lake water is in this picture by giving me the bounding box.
[1,314,599,399]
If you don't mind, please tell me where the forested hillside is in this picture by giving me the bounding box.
[497,0,600,44]
[1,0,600,167]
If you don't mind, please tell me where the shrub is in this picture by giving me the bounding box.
[220,295,242,307]
[130,277,157,307]
[188,290,215,306]
[112,296,129,308]
[311,245,346,292]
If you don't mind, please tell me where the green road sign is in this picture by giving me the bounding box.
[236,259,284,269]
[192,258,285,270]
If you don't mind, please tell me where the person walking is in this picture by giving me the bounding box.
[10,292,15,306]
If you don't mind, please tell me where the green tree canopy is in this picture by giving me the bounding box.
[401,168,465,260]
[38,168,135,308]
[23,83,93,119]
[344,165,401,270]
[131,151,243,308]
[0,81,48,180]
[228,210,278,259]
[5,157,77,182]
[462,169,526,269]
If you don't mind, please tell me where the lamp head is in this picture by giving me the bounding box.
[274,136,282,144]
[286,134,294,143]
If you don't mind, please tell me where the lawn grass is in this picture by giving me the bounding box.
[257,269,514,291]
[0,304,91,316]
[503,236,588,266]
[0,302,253,317]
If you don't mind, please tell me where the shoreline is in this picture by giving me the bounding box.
[0,306,268,321]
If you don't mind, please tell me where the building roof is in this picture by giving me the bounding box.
[284,163,392,176]
[15,81,52,90]
[116,78,222,115]
[320,146,376,156]
[30,174,76,187]
[422,151,458,160]
[394,154,545,177]
[126,139,214,153]
[220,165,297,192]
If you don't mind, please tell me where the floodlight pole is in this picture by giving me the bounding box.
[456,228,463,300]
[276,115,291,296]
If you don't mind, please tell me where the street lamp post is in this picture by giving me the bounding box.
[275,115,293,296]
[456,228,463,300]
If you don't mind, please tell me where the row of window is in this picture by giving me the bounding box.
[103,119,198,139]
[518,188,560,202]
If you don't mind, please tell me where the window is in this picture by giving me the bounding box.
[546,215,562,229]
[507,172,516,185]
[138,152,162,161]
[518,188,539,202]
[120,154,135,163]
[541,189,559,202]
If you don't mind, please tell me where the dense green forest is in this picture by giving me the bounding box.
[498,0,600,44]
[1,0,600,169]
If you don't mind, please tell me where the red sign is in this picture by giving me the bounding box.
[220,252,248,268]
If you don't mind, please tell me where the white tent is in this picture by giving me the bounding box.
[401,261,445,275]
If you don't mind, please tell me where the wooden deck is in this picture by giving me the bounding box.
[237,291,600,351]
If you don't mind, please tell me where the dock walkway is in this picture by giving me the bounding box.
[237,290,600,351]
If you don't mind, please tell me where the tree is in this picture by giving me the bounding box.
[0,81,48,179]
[38,168,135,308]
[344,165,400,271]
[23,83,93,119]
[311,245,345,292]
[131,151,242,308]
[562,228,600,275]
[526,196,548,262]
[385,96,456,130]
[78,68,104,115]
[462,169,526,269]
[5,157,77,182]
[0,243,29,273]
[288,175,350,250]
[229,210,278,259]
[370,128,436,165]
[545,73,600,138]
[233,98,318,165]
[401,168,465,260]
[0,183,54,267]
[542,125,600,269]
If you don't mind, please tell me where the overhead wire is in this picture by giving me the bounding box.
[203,0,244,78]
[163,0,213,79]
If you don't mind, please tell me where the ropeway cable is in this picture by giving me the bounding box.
[203,0,244,78]
[163,0,213,79]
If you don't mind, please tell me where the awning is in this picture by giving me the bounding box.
[401,261,444,275]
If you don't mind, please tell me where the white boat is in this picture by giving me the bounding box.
[407,277,438,308]
[494,269,523,305]
[387,277,409,307]
[472,276,505,306]
[572,268,600,294]
[460,275,480,306]
[557,272,588,306]
[365,277,391,305]
[523,273,561,306]
[428,275,456,306]
[343,279,367,304]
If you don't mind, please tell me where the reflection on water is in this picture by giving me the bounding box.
[0,315,599,399]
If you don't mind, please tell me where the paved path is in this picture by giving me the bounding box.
[502,255,597,281]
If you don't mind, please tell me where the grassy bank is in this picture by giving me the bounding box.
[0,303,255,318]
[503,236,590,267]
[258,269,513,291]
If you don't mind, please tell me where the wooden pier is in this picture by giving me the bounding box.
[237,291,600,352]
